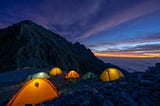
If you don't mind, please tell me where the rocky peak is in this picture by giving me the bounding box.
[13,20,38,27]
[0,20,123,74]
[19,20,35,25]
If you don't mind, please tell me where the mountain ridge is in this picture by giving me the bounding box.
[0,20,108,73]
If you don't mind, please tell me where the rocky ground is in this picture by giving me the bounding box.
[38,67,160,106]
[0,67,160,106]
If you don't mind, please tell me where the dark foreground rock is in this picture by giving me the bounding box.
[0,67,159,106]
[0,20,109,73]
[38,67,160,106]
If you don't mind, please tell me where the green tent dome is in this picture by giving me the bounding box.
[25,72,51,82]
[83,72,96,80]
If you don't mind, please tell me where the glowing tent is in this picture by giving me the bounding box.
[100,68,124,82]
[83,72,96,80]
[65,70,80,79]
[7,78,60,106]
[50,67,62,76]
[25,72,51,81]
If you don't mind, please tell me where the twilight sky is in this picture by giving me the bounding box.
[0,0,160,58]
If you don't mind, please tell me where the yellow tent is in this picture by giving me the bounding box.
[7,78,60,106]
[65,70,80,79]
[100,68,124,82]
[50,67,62,76]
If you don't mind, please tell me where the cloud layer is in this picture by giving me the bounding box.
[91,34,160,58]
[0,0,160,58]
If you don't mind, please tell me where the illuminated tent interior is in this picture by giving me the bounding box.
[49,67,62,76]
[83,72,96,80]
[100,68,124,82]
[65,70,80,79]
[25,72,51,82]
[7,78,60,106]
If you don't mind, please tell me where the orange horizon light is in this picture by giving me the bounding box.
[94,52,160,58]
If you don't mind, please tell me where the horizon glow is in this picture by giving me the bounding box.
[0,0,160,58]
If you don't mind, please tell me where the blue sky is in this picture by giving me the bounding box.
[0,0,160,57]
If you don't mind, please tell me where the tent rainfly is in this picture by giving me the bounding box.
[83,72,96,80]
[65,70,80,79]
[25,72,51,82]
[50,67,62,76]
[100,68,124,82]
[7,78,60,106]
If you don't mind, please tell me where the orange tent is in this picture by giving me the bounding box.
[49,67,62,76]
[65,70,80,79]
[7,78,60,106]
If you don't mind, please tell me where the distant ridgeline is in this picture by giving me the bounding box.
[0,20,126,74]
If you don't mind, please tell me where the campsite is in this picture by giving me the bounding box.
[0,19,159,106]
[0,0,160,105]
[0,65,160,105]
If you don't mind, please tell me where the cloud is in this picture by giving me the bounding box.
[97,44,160,53]
[77,0,160,40]
[1,0,160,44]
[88,33,160,58]
[0,0,103,41]
[87,33,160,48]
[94,43,160,58]
[33,0,103,26]
[0,0,102,24]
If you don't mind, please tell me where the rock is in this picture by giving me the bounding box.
[35,67,159,106]
[155,63,160,68]
[0,20,108,73]
[146,67,160,74]
[131,91,138,100]
[154,83,160,90]
[92,88,98,94]
[2,53,160,106]
[140,80,155,86]
[82,100,90,105]
[141,96,152,105]
[139,98,148,106]
[137,73,143,81]
[98,82,112,89]
[90,93,104,106]
[120,91,138,106]
[103,97,113,106]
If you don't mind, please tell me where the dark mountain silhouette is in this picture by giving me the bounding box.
[0,20,125,74]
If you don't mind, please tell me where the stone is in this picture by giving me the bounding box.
[103,97,114,106]
[0,20,115,74]
[120,91,138,106]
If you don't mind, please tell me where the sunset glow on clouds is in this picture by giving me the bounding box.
[0,0,160,58]
[89,35,160,58]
